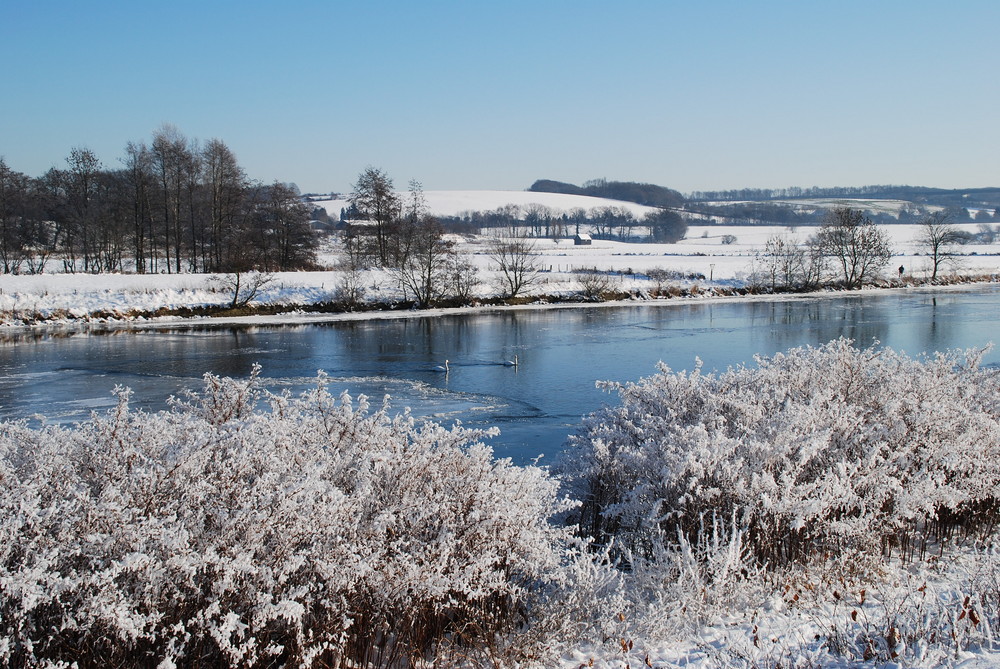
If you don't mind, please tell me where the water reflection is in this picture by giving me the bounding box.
[0,286,998,463]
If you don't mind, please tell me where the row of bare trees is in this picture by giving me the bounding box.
[755,208,894,289]
[443,202,687,243]
[0,126,317,275]
[755,207,966,290]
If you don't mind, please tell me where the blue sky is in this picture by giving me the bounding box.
[2,1,997,194]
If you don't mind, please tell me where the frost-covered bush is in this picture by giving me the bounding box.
[0,367,575,667]
[559,338,1000,568]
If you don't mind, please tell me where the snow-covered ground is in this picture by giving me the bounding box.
[0,223,997,327]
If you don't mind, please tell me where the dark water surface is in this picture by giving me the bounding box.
[2,285,998,464]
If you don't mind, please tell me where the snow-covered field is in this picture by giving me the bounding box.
[0,222,997,327]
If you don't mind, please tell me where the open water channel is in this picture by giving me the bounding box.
[1,285,998,464]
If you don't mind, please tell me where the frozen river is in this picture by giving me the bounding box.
[1,285,998,464]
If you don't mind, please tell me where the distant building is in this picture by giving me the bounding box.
[574,233,592,245]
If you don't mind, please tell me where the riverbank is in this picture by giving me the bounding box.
[1,270,997,338]
[3,224,999,331]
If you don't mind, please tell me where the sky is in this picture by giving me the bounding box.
[1,1,998,195]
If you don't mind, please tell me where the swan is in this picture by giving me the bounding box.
[434,359,450,373]
[503,354,519,367]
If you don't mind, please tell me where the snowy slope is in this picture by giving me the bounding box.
[310,190,661,219]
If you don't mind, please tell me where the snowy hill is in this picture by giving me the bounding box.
[310,190,661,220]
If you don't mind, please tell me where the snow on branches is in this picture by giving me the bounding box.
[0,370,575,667]
[559,338,1000,568]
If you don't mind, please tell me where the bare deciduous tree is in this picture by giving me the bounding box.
[917,211,964,280]
[202,138,246,272]
[447,252,480,304]
[349,167,400,266]
[0,158,30,274]
[812,207,892,287]
[757,234,803,290]
[212,270,275,309]
[755,234,825,290]
[392,218,455,308]
[488,230,540,299]
[249,182,315,271]
[333,263,367,309]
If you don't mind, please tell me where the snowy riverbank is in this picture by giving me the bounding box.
[2,225,999,331]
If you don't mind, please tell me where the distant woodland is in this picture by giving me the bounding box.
[530,178,1000,226]
[687,184,1000,208]
[529,178,685,208]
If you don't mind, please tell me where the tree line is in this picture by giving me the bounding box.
[686,199,999,227]
[753,207,973,290]
[687,184,1000,208]
[436,202,687,243]
[0,125,317,275]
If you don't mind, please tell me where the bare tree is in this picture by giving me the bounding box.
[812,207,892,287]
[121,142,156,273]
[615,209,636,240]
[63,147,103,272]
[447,252,480,303]
[488,230,540,299]
[248,182,315,271]
[917,211,964,280]
[567,207,587,236]
[202,139,246,272]
[151,125,192,273]
[212,270,275,309]
[333,264,367,309]
[0,158,29,274]
[576,270,614,300]
[759,234,802,290]
[391,218,454,307]
[350,167,400,266]
[388,179,428,268]
[755,234,824,290]
[589,206,616,239]
[524,203,553,237]
[977,223,998,244]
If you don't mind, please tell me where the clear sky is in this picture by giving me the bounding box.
[2,0,997,194]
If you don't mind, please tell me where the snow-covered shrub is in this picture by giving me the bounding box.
[575,270,615,300]
[0,367,574,667]
[558,338,1000,569]
[625,511,769,639]
[701,542,1000,668]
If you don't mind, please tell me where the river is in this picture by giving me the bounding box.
[1,285,998,464]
